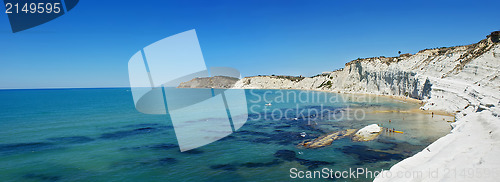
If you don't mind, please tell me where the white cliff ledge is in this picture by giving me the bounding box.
[233,32,500,181]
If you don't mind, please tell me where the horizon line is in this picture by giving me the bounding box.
[0,86,131,90]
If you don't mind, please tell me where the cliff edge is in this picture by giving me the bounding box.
[233,32,500,181]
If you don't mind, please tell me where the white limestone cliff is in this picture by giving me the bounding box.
[233,33,500,181]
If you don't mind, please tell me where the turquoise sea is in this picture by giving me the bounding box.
[0,88,452,181]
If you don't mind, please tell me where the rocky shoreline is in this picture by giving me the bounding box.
[232,32,500,181]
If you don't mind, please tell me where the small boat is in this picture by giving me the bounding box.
[393,130,404,134]
[265,103,272,106]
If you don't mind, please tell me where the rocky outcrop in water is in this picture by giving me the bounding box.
[352,124,382,142]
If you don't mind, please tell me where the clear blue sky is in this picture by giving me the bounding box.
[0,0,498,89]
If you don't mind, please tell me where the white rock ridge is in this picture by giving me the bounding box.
[233,32,500,181]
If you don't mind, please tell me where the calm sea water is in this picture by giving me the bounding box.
[0,88,452,181]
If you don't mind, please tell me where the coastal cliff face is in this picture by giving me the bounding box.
[233,33,500,181]
[234,35,499,114]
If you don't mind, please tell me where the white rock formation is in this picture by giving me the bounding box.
[352,124,382,141]
[233,33,500,181]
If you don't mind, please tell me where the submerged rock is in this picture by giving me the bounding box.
[24,173,61,181]
[296,158,333,170]
[210,164,238,171]
[274,150,297,161]
[47,136,94,144]
[0,142,56,155]
[182,149,204,154]
[99,127,161,140]
[241,159,283,168]
[340,145,405,163]
[273,150,334,169]
[158,157,178,166]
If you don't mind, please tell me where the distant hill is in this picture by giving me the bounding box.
[177,76,239,88]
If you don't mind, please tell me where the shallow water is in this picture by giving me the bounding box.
[0,88,452,181]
